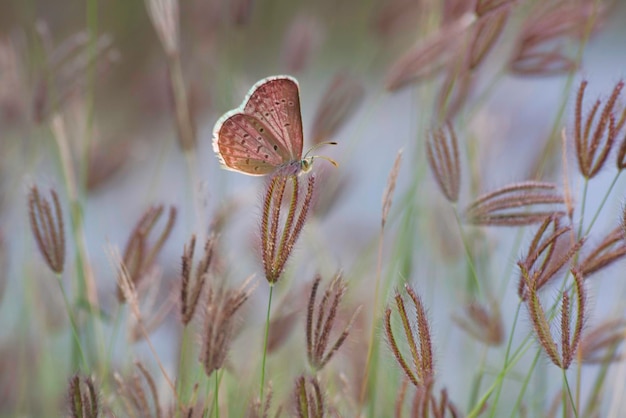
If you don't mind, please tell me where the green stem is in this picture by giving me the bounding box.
[562,369,578,418]
[453,206,482,297]
[55,274,88,370]
[215,370,220,418]
[259,284,274,402]
[584,172,621,236]
[510,350,541,418]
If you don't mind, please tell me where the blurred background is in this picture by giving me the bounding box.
[2,0,626,416]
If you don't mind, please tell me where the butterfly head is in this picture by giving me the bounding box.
[298,141,338,175]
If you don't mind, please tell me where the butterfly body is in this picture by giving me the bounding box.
[213,75,308,176]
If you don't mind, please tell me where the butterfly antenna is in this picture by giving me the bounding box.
[313,155,339,167]
[304,141,338,158]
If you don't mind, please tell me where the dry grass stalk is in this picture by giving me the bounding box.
[200,274,256,377]
[574,79,624,179]
[306,272,361,371]
[464,181,565,226]
[382,150,404,228]
[67,374,99,418]
[517,215,583,300]
[294,375,325,418]
[436,65,474,120]
[384,284,434,388]
[452,300,504,346]
[579,318,626,364]
[180,233,215,325]
[117,205,177,302]
[261,174,314,284]
[578,226,626,278]
[385,13,475,91]
[282,14,323,74]
[145,0,179,57]
[114,362,163,418]
[426,123,461,203]
[310,72,365,145]
[509,1,605,76]
[525,269,586,369]
[28,185,65,274]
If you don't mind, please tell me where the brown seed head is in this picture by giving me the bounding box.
[306,272,361,371]
[115,361,163,418]
[294,375,325,418]
[464,181,565,226]
[28,185,65,274]
[200,274,256,377]
[310,72,365,146]
[382,150,404,228]
[525,269,586,369]
[261,174,314,284]
[33,24,117,124]
[117,205,177,302]
[574,79,624,179]
[578,226,626,279]
[384,284,434,388]
[67,374,99,418]
[579,318,626,364]
[517,215,583,300]
[426,122,461,203]
[468,5,511,70]
[180,233,215,325]
[385,13,475,91]
[410,385,461,418]
[509,1,605,76]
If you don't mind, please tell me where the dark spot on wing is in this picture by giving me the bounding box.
[259,127,264,133]
[264,154,269,160]
[273,145,278,151]
[257,145,262,152]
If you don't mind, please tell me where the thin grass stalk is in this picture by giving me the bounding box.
[259,285,274,405]
[359,151,402,409]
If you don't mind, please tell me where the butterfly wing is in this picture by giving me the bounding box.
[213,112,292,176]
[242,76,304,161]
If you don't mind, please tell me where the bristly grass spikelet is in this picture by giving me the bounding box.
[574,79,624,179]
[384,284,434,388]
[525,269,586,369]
[293,375,325,418]
[578,225,626,279]
[261,173,314,284]
[28,185,66,274]
[180,233,215,326]
[117,205,176,302]
[114,361,163,417]
[517,215,583,300]
[306,272,361,371]
[200,274,256,377]
[67,374,99,418]
[508,1,605,76]
[464,181,565,226]
[426,122,461,203]
[579,318,626,364]
[382,150,403,228]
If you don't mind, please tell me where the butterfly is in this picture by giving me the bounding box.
[212,75,336,176]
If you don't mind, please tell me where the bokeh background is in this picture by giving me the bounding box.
[2,0,626,416]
